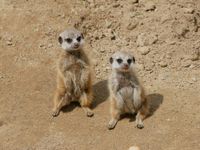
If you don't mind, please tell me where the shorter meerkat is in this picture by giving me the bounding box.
[52,28,94,117]
[108,51,148,129]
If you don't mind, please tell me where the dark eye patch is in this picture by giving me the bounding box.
[65,38,72,43]
[76,36,82,42]
[127,59,132,64]
[116,58,123,64]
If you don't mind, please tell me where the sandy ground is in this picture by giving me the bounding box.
[0,0,200,150]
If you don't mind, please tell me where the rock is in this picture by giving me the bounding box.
[111,35,116,40]
[6,41,13,46]
[182,60,191,68]
[130,12,137,18]
[183,8,194,14]
[39,44,45,48]
[136,33,158,47]
[145,2,156,11]
[113,3,120,8]
[127,21,138,30]
[100,48,105,53]
[159,61,168,67]
[191,77,197,82]
[48,43,53,48]
[136,63,144,70]
[190,54,199,61]
[106,66,110,70]
[132,0,138,4]
[189,49,199,61]
[137,46,150,55]
[106,21,112,29]
[172,22,189,37]
[145,62,154,71]
[128,146,140,150]
[161,14,172,24]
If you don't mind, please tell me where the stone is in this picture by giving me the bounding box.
[6,41,12,46]
[132,0,138,4]
[137,46,150,55]
[106,21,112,28]
[136,33,158,47]
[192,77,197,82]
[111,35,116,40]
[182,60,191,68]
[159,61,168,67]
[128,146,140,150]
[172,22,189,37]
[145,2,156,11]
[183,8,194,14]
[48,43,53,48]
[100,48,105,53]
[127,21,138,30]
[113,4,120,8]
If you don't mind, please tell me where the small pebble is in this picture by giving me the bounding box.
[113,4,120,8]
[128,146,140,150]
[138,46,150,55]
[145,2,156,11]
[183,8,194,14]
[159,61,168,67]
[127,22,138,30]
[132,0,138,4]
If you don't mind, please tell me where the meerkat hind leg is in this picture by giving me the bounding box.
[135,111,145,129]
[52,89,70,117]
[80,92,94,117]
[108,109,121,130]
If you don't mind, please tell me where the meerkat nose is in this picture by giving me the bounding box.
[123,64,129,70]
[74,43,79,48]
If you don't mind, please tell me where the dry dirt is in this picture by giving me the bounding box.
[0,0,200,150]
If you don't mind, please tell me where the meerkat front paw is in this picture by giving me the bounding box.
[108,119,118,130]
[52,110,60,117]
[136,122,144,129]
[86,110,94,117]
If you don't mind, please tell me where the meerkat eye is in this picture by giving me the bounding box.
[116,58,123,64]
[127,59,132,64]
[76,36,82,42]
[65,38,72,43]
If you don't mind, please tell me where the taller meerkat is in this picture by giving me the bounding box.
[52,28,94,117]
[108,51,148,129]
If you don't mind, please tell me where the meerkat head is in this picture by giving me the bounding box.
[58,28,84,51]
[109,51,135,72]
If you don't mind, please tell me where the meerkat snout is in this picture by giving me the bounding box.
[58,28,84,51]
[109,51,135,72]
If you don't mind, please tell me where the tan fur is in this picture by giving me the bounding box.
[52,49,94,117]
[108,51,149,129]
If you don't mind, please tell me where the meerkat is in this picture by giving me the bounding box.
[107,51,148,130]
[52,28,94,117]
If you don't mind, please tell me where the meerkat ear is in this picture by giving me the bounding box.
[132,56,135,63]
[109,57,113,64]
[81,33,84,39]
[58,36,63,44]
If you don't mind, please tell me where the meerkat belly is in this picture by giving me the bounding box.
[67,63,89,100]
[118,86,136,113]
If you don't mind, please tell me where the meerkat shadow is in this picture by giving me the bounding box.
[146,93,164,117]
[61,102,80,113]
[92,80,109,108]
